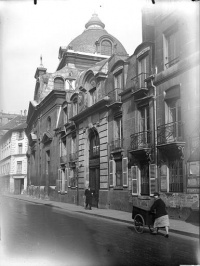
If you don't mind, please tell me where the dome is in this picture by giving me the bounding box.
[67,14,128,56]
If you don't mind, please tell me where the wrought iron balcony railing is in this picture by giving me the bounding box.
[69,151,78,162]
[110,138,123,152]
[165,57,179,69]
[130,131,151,150]
[60,155,67,164]
[132,73,149,93]
[107,88,123,104]
[89,145,100,159]
[157,121,184,145]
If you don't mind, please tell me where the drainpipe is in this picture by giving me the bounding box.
[150,75,158,190]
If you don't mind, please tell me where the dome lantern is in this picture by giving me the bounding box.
[85,13,105,30]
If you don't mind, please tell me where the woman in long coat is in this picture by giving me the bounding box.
[150,192,170,238]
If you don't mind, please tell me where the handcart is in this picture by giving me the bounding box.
[132,206,155,234]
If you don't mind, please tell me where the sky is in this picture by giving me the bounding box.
[0,0,148,115]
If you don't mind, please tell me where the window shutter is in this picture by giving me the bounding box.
[57,169,61,191]
[131,166,139,195]
[109,160,116,187]
[65,168,68,191]
[122,157,128,186]
[149,164,157,196]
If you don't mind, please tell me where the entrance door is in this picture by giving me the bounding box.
[89,167,100,208]
[14,179,21,194]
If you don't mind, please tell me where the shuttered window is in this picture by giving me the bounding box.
[109,160,116,187]
[131,166,139,195]
[149,164,157,196]
[122,157,128,186]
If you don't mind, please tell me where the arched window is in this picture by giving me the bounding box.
[101,40,112,56]
[89,129,100,159]
[54,77,64,90]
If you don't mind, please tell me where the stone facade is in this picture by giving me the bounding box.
[26,8,199,220]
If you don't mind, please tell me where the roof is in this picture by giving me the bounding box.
[0,115,27,130]
[67,14,127,56]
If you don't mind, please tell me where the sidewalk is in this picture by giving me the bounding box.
[1,193,199,239]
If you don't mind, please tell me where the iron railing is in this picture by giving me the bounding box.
[157,121,183,145]
[60,155,67,164]
[130,131,151,150]
[165,57,179,69]
[69,151,78,161]
[107,88,123,104]
[132,73,149,93]
[110,138,123,152]
[89,145,100,159]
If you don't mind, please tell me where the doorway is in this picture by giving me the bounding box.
[89,167,100,208]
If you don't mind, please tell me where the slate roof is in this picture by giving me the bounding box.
[0,115,27,130]
[68,14,127,56]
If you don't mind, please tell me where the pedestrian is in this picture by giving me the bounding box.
[150,192,170,238]
[84,186,93,210]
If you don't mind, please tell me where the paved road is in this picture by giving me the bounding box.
[0,197,199,266]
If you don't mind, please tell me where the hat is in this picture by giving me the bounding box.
[153,192,160,197]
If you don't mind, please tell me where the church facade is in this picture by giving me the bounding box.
[26,7,199,219]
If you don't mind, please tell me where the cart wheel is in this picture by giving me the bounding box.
[134,214,144,234]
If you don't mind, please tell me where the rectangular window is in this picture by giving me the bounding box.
[164,29,179,68]
[18,131,24,140]
[72,99,78,117]
[18,143,23,154]
[116,159,122,187]
[90,88,97,106]
[114,72,122,89]
[169,160,183,192]
[138,55,148,88]
[17,161,22,174]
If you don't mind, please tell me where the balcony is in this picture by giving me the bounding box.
[89,146,100,159]
[110,138,123,153]
[131,73,149,99]
[60,155,67,164]
[165,57,179,69]
[107,88,122,109]
[69,151,78,162]
[129,131,151,161]
[130,131,151,151]
[157,121,185,159]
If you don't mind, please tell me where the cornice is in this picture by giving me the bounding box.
[70,96,109,123]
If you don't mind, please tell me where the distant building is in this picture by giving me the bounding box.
[0,115,28,194]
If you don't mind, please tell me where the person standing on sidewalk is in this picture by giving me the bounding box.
[84,186,93,210]
[150,192,170,238]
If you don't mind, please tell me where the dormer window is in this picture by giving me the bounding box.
[89,87,97,106]
[113,67,123,90]
[101,40,112,56]
[54,77,64,90]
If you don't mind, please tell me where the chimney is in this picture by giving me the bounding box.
[24,110,27,116]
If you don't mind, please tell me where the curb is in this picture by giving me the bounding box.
[1,194,199,239]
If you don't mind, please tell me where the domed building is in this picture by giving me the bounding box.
[57,13,128,71]
[26,13,130,209]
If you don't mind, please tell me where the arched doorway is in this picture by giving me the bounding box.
[89,128,100,208]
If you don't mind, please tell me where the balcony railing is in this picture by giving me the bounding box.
[69,151,78,162]
[60,155,67,164]
[110,138,123,152]
[89,146,100,159]
[132,73,148,93]
[157,121,184,145]
[107,88,122,104]
[130,131,151,150]
[165,57,179,69]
